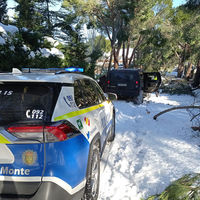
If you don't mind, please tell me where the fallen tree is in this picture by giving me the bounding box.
[153,106,200,120]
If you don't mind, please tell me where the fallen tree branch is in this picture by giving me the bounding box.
[190,112,200,121]
[153,106,200,120]
[191,126,200,131]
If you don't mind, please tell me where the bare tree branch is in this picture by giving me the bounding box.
[153,106,200,120]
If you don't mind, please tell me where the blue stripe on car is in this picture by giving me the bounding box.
[44,134,89,188]
[0,134,89,189]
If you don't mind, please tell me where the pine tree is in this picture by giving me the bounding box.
[0,0,7,23]
[14,0,42,31]
[35,0,62,35]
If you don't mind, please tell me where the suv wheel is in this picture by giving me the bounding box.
[107,111,115,142]
[83,143,100,200]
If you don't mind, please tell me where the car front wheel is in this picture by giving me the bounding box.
[83,143,100,200]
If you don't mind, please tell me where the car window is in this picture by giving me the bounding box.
[74,79,106,109]
[74,80,85,109]
[80,79,100,107]
[0,82,60,125]
[90,80,106,103]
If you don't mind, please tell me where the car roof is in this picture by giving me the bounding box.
[0,71,92,84]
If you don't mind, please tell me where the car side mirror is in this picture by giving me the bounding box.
[105,92,117,101]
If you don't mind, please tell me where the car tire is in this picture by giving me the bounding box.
[107,111,115,142]
[83,142,100,200]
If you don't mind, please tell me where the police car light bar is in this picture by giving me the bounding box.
[22,67,85,73]
[64,67,84,73]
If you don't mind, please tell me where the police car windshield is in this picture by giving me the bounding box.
[0,82,59,126]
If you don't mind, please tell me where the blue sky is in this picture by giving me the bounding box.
[173,0,187,7]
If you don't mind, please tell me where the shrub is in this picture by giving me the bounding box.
[145,173,200,200]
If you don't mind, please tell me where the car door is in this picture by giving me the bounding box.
[75,79,112,148]
[143,72,161,93]
[89,80,113,145]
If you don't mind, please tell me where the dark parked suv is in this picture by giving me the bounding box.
[100,69,161,103]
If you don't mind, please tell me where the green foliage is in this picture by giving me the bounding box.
[0,23,63,72]
[28,55,63,68]
[0,31,31,72]
[5,0,200,80]
[0,0,7,23]
[185,0,200,9]
[60,23,89,70]
[93,36,111,53]
[21,30,45,51]
[86,48,103,78]
[14,0,40,30]
[135,27,174,72]
[161,79,194,95]
[170,4,200,77]
[145,173,200,200]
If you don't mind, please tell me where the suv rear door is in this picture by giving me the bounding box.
[106,70,140,98]
[0,82,60,196]
[108,70,140,89]
[143,72,161,93]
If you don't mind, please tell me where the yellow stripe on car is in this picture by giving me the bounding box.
[0,134,11,144]
[54,102,107,121]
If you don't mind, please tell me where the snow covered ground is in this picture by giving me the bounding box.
[99,93,200,200]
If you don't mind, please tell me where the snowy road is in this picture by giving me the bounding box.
[99,93,200,200]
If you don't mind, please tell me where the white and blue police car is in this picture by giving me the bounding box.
[0,68,116,200]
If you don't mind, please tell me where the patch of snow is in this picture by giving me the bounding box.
[0,23,64,60]
[29,51,35,58]
[44,36,59,47]
[121,9,128,13]
[0,23,18,35]
[22,27,28,32]
[165,68,178,77]
[38,47,64,59]
[0,37,5,45]
[39,48,51,58]
[99,93,200,200]
[9,46,15,51]
[0,26,7,35]
[50,47,64,59]
[22,45,30,52]
[0,23,18,46]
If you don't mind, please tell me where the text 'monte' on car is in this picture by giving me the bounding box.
[0,67,116,200]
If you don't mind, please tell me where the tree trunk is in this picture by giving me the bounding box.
[100,56,109,74]
[124,40,130,68]
[122,42,126,66]
[113,48,118,69]
[177,63,184,78]
[177,44,187,78]
[108,49,113,72]
[192,59,200,87]
[113,42,122,69]
[46,0,51,33]
[185,62,193,80]
[129,35,143,67]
